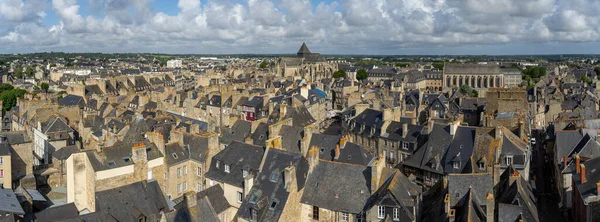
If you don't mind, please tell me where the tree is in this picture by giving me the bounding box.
[595,66,600,80]
[432,62,445,70]
[459,85,478,97]
[50,63,57,67]
[13,66,23,79]
[582,76,592,84]
[25,66,35,77]
[259,61,268,69]
[356,68,368,80]
[41,83,49,94]
[333,69,347,78]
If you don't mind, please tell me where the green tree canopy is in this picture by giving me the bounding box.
[14,66,23,79]
[432,62,445,70]
[0,84,26,111]
[259,61,268,69]
[25,66,35,77]
[595,66,600,80]
[41,83,49,93]
[356,68,368,80]
[333,69,347,78]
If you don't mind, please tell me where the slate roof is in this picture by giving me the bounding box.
[446,173,493,207]
[496,167,539,222]
[34,203,79,222]
[0,189,24,214]
[58,94,84,107]
[196,184,230,214]
[366,169,422,221]
[443,126,476,174]
[205,141,265,188]
[574,156,600,203]
[40,117,73,134]
[278,125,304,153]
[93,180,169,221]
[300,161,371,214]
[444,64,502,75]
[237,149,308,222]
[403,124,451,174]
[220,120,252,145]
[250,122,269,147]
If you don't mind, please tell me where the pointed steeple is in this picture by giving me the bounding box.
[297,42,311,57]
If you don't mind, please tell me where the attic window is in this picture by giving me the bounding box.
[453,161,460,169]
[108,161,116,167]
[270,173,278,182]
[259,135,264,140]
[146,148,151,152]
[250,194,259,204]
[478,162,485,170]
[269,201,278,210]
[320,149,324,154]
[123,157,130,163]
[172,153,178,159]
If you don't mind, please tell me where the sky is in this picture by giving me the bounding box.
[1,0,600,55]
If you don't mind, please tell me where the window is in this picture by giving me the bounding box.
[197,167,202,176]
[313,206,319,220]
[0,157,3,165]
[237,191,243,203]
[270,173,278,182]
[243,170,248,178]
[183,182,187,191]
[356,213,364,222]
[177,168,181,177]
[177,184,181,193]
[478,162,485,170]
[505,156,513,166]
[453,161,461,169]
[172,153,178,159]
[183,166,187,175]
[383,150,387,159]
[377,206,385,219]
[341,212,349,221]
[224,164,230,173]
[393,208,399,221]
[269,201,278,210]
[197,183,202,192]
[402,142,409,150]
[0,169,3,178]
[216,160,220,169]
[390,152,395,161]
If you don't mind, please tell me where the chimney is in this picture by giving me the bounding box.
[563,156,568,170]
[383,109,392,122]
[402,123,408,138]
[596,182,600,196]
[519,120,526,139]
[495,126,502,140]
[444,194,451,214]
[450,121,459,136]
[334,144,340,160]
[576,154,581,174]
[307,146,320,173]
[280,103,288,117]
[486,192,495,221]
[596,133,600,144]
[284,164,296,192]
[355,103,369,117]
[244,173,254,196]
[339,136,347,149]
[427,120,434,134]
[184,191,197,208]
[300,85,309,99]
[245,136,253,145]
[581,164,587,183]
[370,159,385,193]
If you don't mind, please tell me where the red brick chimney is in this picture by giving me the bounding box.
[581,164,586,183]
[576,154,581,173]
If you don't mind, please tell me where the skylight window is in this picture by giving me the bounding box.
[270,173,278,182]
[123,157,130,162]
[172,153,178,159]
[108,161,116,167]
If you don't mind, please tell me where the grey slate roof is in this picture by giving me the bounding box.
[196,184,230,214]
[300,160,371,214]
[34,203,79,222]
[0,189,24,214]
[237,149,308,222]
[93,180,169,221]
[446,173,493,207]
[403,124,451,174]
[204,141,265,188]
[58,94,84,107]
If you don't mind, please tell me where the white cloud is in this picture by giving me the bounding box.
[2,0,600,53]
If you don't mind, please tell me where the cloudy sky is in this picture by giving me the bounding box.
[1,0,600,55]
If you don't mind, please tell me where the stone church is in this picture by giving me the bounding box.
[277,43,337,82]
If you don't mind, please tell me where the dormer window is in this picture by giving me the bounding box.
[270,172,278,182]
[478,162,485,170]
[216,160,220,169]
[224,164,230,173]
[505,155,513,166]
[453,161,461,169]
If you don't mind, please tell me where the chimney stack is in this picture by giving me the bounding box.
[383,109,392,122]
[581,164,587,183]
[402,123,408,138]
[563,156,568,170]
[280,103,288,117]
[495,126,502,140]
[307,146,320,173]
[184,191,197,208]
[334,144,340,160]
[300,85,309,99]
[339,136,347,149]
[576,154,581,173]
[450,121,459,136]
[284,165,296,192]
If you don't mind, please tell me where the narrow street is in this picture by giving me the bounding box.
[532,129,565,222]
